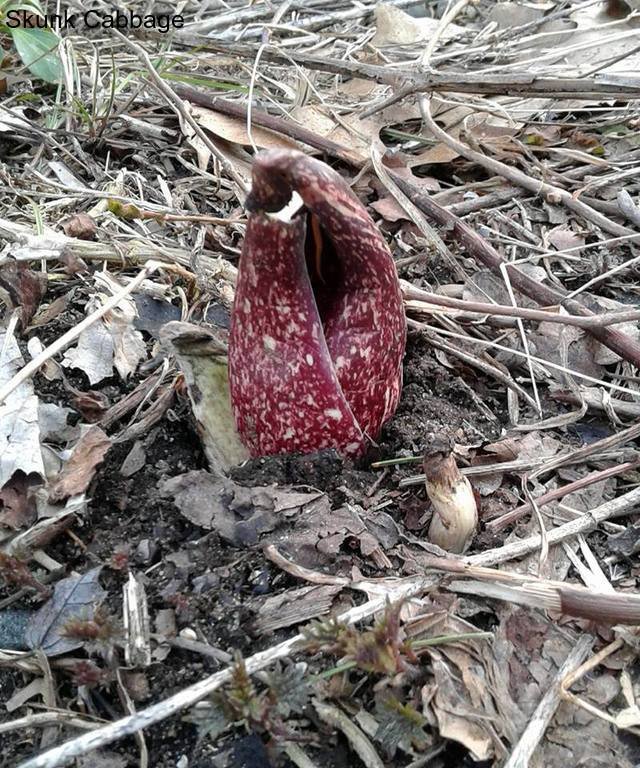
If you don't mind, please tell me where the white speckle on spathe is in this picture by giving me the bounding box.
[305,353,314,366]
[263,335,277,352]
[335,355,346,370]
[324,408,342,421]
[243,299,251,313]
[283,427,295,439]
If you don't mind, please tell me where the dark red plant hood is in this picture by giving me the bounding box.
[228,150,406,458]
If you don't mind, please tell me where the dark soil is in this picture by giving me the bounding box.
[0,284,508,767]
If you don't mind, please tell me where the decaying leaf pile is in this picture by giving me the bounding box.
[1,1,640,767]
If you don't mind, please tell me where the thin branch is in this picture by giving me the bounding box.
[486,459,640,531]
[411,319,640,399]
[551,388,640,419]
[465,485,640,568]
[422,557,640,624]
[171,83,362,167]
[388,172,640,370]
[403,284,640,327]
[0,218,238,282]
[111,31,248,196]
[0,261,161,407]
[0,712,101,735]
[418,96,632,238]
[169,35,640,100]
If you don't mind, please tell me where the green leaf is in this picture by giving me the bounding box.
[265,662,312,717]
[10,26,62,83]
[183,700,230,743]
[3,1,47,14]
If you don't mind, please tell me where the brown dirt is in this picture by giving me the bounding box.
[0,280,507,766]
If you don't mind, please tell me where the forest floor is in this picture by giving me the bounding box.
[2,1,640,767]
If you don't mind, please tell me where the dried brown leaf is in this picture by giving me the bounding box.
[189,104,302,152]
[61,212,97,240]
[160,470,325,547]
[25,567,106,656]
[0,261,46,327]
[0,471,37,529]
[48,426,111,502]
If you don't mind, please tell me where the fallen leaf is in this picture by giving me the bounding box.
[5,677,48,712]
[370,196,411,223]
[515,431,563,463]
[119,440,146,478]
[488,1,546,29]
[62,311,115,385]
[61,212,97,240]
[463,268,543,309]
[291,101,420,166]
[38,402,80,444]
[0,106,32,133]
[278,501,400,573]
[94,273,147,380]
[189,104,302,152]
[0,328,45,488]
[530,321,605,379]
[62,280,147,383]
[160,322,248,473]
[27,336,61,382]
[0,471,37,529]
[431,657,493,760]
[104,304,146,380]
[0,472,36,530]
[372,4,465,45]
[374,695,429,757]
[25,567,106,656]
[161,469,325,547]
[547,226,585,253]
[29,293,70,329]
[69,390,110,423]
[0,261,46,327]
[48,426,111,502]
[585,295,640,365]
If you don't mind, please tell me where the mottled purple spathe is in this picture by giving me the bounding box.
[229,150,406,457]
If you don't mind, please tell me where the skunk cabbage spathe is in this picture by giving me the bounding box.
[229,150,406,458]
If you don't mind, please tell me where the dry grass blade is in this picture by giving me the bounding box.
[423,558,640,624]
[0,218,238,281]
